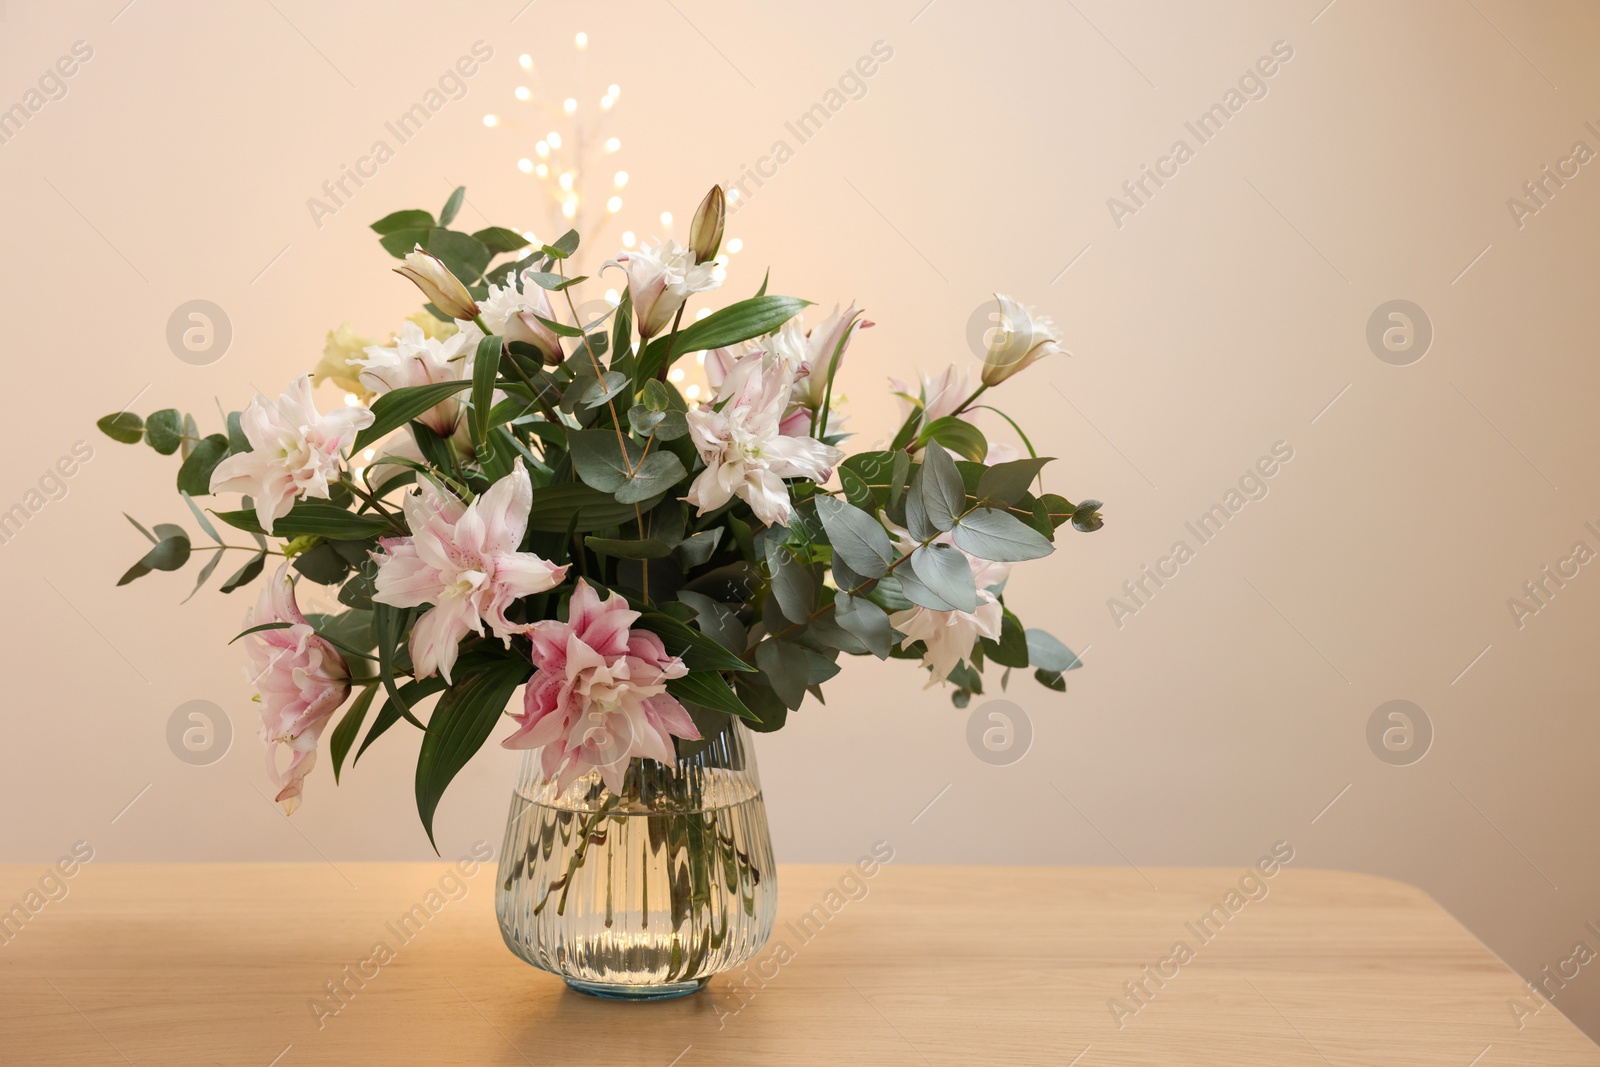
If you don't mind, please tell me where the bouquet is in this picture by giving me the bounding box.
[101,184,1101,845]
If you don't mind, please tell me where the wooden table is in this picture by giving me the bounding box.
[2,863,1595,1065]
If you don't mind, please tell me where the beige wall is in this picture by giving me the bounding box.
[4,0,1600,1042]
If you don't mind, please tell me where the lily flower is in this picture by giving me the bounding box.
[477,269,565,365]
[372,458,568,683]
[395,246,480,321]
[887,528,1011,681]
[209,375,373,534]
[503,579,698,793]
[606,237,720,339]
[685,356,843,526]
[356,320,480,436]
[980,293,1065,386]
[242,564,351,814]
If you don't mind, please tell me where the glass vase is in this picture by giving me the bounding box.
[494,719,777,999]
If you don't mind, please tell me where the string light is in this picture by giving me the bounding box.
[622,231,636,247]
[608,83,621,98]
[660,211,673,227]
[600,95,614,110]
[575,31,588,49]
[483,114,498,127]
[669,368,686,383]
[362,449,376,461]
[726,238,743,253]
[343,393,360,407]
[711,266,727,282]
[563,97,577,114]
[604,137,621,152]
[535,163,549,178]
[686,384,702,400]
[613,170,629,188]
[562,198,578,218]
[547,131,563,149]
[604,288,620,305]
[695,308,712,320]
[518,158,533,173]
[515,86,531,101]
[535,140,549,158]
[519,53,533,69]
[559,172,574,191]
[607,196,623,212]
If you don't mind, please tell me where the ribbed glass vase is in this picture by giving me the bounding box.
[494,720,777,999]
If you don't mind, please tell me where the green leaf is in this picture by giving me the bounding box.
[372,209,435,235]
[124,513,157,543]
[98,412,144,444]
[567,429,638,492]
[673,528,723,569]
[814,496,895,579]
[416,658,529,849]
[1072,499,1105,533]
[834,592,893,658]
[918,441,966,532]
[373,602,418,729]
[356,676,448,764]
[176,434,229,496]
[765,541,816,622]
[584,536,674,559]
[472,226,528,254]
[469,333,502,454]
[616,451,686,504]
[181,546,224,604]
[118,534,191,586]
[637,610,756,673]
[637,295,809,380]
[1026,629,1082,672]
[953,507,1054,562]
[666,671,759,722]
[180,493,223,545]
[531,313,586,338]
[549,229,581,258]
[676,590,747,653]
[379,228,430,259]
[733,674,788,732]
[990,610,1030,668]
[917,416,987,463]
[526,482,660,533]
[229,620,292,644]
[426,227,490,285]
[438,186,466,227]
[755,638,810,710]
[977,457,1053,507]
[226,411,250,453]
[330,686,379,783]
[910,543,978,612]
[180,414,200,460]
[292,541,352,584]
[143,409,183,455]
[353,380,474,451]
[893,565,962,612]
[218,550,266,593]
[214,501,393,540]
[1035,668,1068,692]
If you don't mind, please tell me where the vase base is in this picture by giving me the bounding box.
[563,976,708,1001]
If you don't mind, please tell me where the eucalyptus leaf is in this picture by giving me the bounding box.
[765,541,816,621]
[1026,629,1083,672]
[676,589,747,654]
[977,457,1053,507]
[953,507,1054,562]
[834,592,892,658]
[218,550,266,593]
[144,409,183,455]
[918,441,966,532]
[615,451,687,505]
[372,209,435,235]
[176,434,229,496]
[97,412,144,444]
[909,543,978,612]
[814,496,894,579]
[438,186,466,227]
[755,639,810,710]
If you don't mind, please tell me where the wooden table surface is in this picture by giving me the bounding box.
[1,862,1594,1066]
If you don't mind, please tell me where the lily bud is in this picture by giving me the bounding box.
[688,185,726,265]
[395,246,480,321]
[980,293,1065,386]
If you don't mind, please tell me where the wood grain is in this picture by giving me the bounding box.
[0,863,1593,1065]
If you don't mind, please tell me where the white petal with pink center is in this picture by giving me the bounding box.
[886,527,1012,681]
[208,375,374,535]
[241,564,352,813]
[503,580,698,793]
[372,458,568,683]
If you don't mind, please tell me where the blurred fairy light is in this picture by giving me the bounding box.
[483,32,695,269]
[726,238,743,254]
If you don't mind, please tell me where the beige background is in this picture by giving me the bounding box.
[4,0,1600,1045]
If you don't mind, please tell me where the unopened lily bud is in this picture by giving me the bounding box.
[980,293,1065,386]
[395,246,480,321]
[688,185,725,265]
